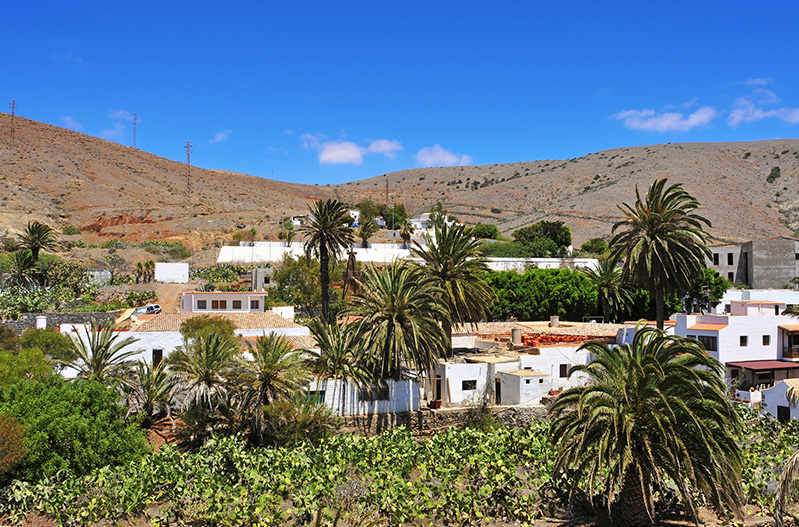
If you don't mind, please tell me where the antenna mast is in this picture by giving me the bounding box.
[132,113,138,148]
[9,100,18,147]
[185,141,194,203]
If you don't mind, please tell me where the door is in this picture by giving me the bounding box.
[778,405,791,423]
[495,379,502,405]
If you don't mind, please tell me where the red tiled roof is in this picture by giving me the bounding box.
[687,323,727,331]
[132,312,301,332]
[241,334,317,350]
[726,360,799,371]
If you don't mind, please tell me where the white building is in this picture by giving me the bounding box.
[180,291,269,314]
[761,378,799,422]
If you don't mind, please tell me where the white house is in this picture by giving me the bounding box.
[306,378,420,416]
[760,378,799,422]
[180,291,268,313]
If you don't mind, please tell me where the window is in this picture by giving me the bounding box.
[727,253,734,265]
[713,253,719,265]
[307,390,325,403]
[232,300,242,310]
[359,384,389,401]
[776,305,781,315]
[763,335,771,346]
[728,272,734,281]
[197,299,207,310]
[695,335,718,351]
[559,364,570,378]
[525,379,531,385]
[462,380,477,391]
[152,348,163,366]
[795,253,799,261]
[740,335,748,347]
[211,300,227,310]
[250,300,260,310]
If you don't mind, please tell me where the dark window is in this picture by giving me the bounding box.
[776,305,781,315]
[197,299,207,309]
[763,335,771,346]
[232,300,242,309]
[795,253,799,260]
[152,348,163,366]
[250,300,259,310]
[727,253,734,265]
[740,335,748,347]
[728,272,734,281]
[211,300,227,310]
[696,335,718,351]
[525,379,531,385]
[462,380,477,391]
[559,364,570,378]
[308,390,325,403]
[358,384,389,401]
[713,253,719,265]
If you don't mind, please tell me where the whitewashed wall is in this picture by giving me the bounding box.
[154,263,189,283]
[761,381,799,421]
[308,378,420,415]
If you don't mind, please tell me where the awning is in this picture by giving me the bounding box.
[726,360,799,372]
[687,323,727,331]
[779,325,799,332]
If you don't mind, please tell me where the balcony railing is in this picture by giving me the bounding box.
[783,346,799,359]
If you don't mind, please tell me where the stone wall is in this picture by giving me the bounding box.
[0,312,119,333]
[341,405,548,437]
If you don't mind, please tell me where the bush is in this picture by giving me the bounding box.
[472,223,499,240]
[0,348,54,388]
[179,315,237,340]
[61,225,81,235]
[124,290,157,307]
[0,413,25,478]
[259,393,341,447]
[0,378,149,482]
[486,268,597,321]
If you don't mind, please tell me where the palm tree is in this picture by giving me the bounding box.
[16,221,60,261]
[413,223,496,352]
[399,219,414,249]
[242,332,312,443]
[168,332,241,414]
[3,250,37,287]
[356,219,379,249]
[549,325,743,526]
[62,318,141,383]
[350,263,449,381]
[609,178,712,330]
[580,258,634,323]
[307,319,373,415]
[783,305,799,317]
[126,359,176,426]
[299,199,355,322]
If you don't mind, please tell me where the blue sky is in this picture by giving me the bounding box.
[3,2,799,185]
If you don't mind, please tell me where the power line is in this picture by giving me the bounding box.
[9,100,18,147]
[132,113,138,149]
[185,141,194,204]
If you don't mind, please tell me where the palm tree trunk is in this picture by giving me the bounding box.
[655,289,665,331]
[320,245,331,322]
[443,319,453,358]
[613,469,653,527]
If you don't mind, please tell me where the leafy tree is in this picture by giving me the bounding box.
[399,219,415,249]
[413,223,495,351]
[0,326,19,351]
[0,413,26,479]
[485,268,597,321]
[272,254,345,316]
[16,221,60,261]
[125,359,176,427]
[3,250,37,287]
[351,263,449,380]
[472,223,499,239]
[357,219,380,248]
[61,319,141,382]
[355,198,382,223]
[0,377,149,482]
[580,258,633,323]
[379,202,409,230]
[259,392,341,447]
[0,348,54,388]
[38,256,89,295]
[478,240,533,258]
[513,220,571,254]
[610,179,713,330]
[549,326,743,526]
[102,253,127,283]
[579,237,609,256]
[680,267,730,314]
[299,199,355,322]
[179,314,237,341]
[278,221,296,245]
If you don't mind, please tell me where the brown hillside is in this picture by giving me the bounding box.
[1,111,797,246]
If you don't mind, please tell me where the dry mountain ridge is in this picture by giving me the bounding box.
[1,111,797,246]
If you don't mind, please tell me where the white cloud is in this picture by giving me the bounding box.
[283,128,294,135]
[319,141,366,165]
[100,122,126,141]
[612,106,719,132]
[367,139,403,159]
[210,129,232,143]
[108,110,134,122]
[60,116,82,131]
[416,144,473,167]
[300,133,325,150]
[744,78,772,86]
[50,50,83,64]
[753,89,780,105]
[728,96,799,127]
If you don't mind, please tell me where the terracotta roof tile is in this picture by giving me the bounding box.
[132,312,301,332]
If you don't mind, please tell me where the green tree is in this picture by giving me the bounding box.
[102,253,127,283]
[609,178,713,330]
[549,325,743,526]
[38,256,89,295]
[472,223,499,240]
[16,221,60,261]
[126,359,176,427]
[413,223,495,351]
[0,377,149,483]
[307,319,373,415]
[351,263,449,380]
[0,348,54,388]
[299,199,355,322]
[180,314,238,341]
[357,219,380,248]
[355,198,382,223]
[399,219,415,249]
[580,258,633,323]
[61,319,141,383]
[278,221,296,245]
[3,250,37,287]
[579,237,609,256]
[513,220,571,254]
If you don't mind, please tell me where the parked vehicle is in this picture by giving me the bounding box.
[135,304,161,315]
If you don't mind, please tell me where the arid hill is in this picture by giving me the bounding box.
[1,111,797,246]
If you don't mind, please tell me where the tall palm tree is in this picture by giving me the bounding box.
[3,250,37,287]
[413,223,496,352]
[580,258,634,323]
[399,219,414,249]
[125,359,176,426]
[357,219,379,249]
[299,199,355,322]
[242,332,312,443]
[16,221,60,261]
[609,178,713,330]
[549,325,743,526]
[168,333,241,414]
[307,319,373,415]
[350,263,449,381]
[61,318,141,383]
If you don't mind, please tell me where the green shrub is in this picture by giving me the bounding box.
[124,290,157,306]
[19,328,75,363]
[100,239,125,250]
[0,348,54,388]
[61,225,81,235]
[0,413,26,477]
[472,223,499,239]
[179,315,237,340]
[0,377,149,482]
[259,393,341,447]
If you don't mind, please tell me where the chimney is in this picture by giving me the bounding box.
[36,315,47,330]
[511,328,521,346]
[549,316,560,327]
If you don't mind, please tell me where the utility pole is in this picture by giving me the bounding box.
[132,113,138,149]
[9,100,18,147]
[185,141,194,204]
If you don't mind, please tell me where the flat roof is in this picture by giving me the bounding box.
[734,299,784,305]
[500,369,549,377]
[180,291,268,295]
[726,360,799,371]
[464,355,518,364]
[687,323,728,331]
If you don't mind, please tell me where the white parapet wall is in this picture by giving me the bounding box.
[155,262,189,283]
